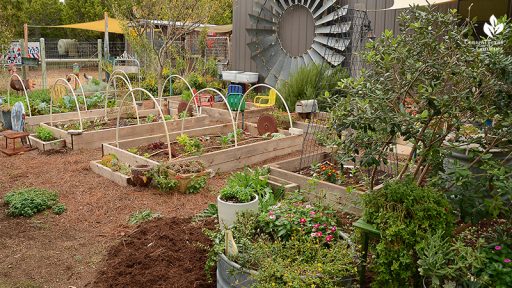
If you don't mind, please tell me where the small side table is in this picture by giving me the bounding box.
[353,218,380,287]
[0,130,36,156]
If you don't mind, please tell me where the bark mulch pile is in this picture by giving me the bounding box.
[88,217,217,288]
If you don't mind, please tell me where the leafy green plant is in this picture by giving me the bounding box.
[330,6,501,188]
[146,165,178,193]
[128,210,160,225]
[480,243,512,287]
[4,188,63,217]
[417,230,487,287]
[311,161,343,184]
[278,63,348,112]
[176,134,202,155]
[145,114,156,123]
[185,175,207,194]
[35,126,55,142]
[363,179,454,287]
[219,168,273,204]
[52,203,67,215]
[258,193,338,243]
[193,203,218,222]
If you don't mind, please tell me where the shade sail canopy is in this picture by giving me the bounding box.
[384,0,456,10]
[194,24,232,34]
[30,18,125,34]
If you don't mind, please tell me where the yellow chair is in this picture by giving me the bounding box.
[253,89,277,108]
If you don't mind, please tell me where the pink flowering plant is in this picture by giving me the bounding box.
[258,193,339,244]
[480,243,512,286]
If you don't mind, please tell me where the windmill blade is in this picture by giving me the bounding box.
[254,1,281,18]
[307,48,324,65]
[297,56,306,69]
[278,57,293,84]
[314,36,350,51]
[315,22,351,34]
[265,52,287,86]
[312,42,345,66]
[315,5,349,25]
[268,0,284,14]
[306,0,312,7]
[302,52,313,66]
[313,0,336,18]
[310,0,322,12]
[290,57,299,76]
[247,28,276,38]
[279,0,289,9]
[249,13,277,27]
[247,35,277,54]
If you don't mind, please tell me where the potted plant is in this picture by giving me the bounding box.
[146,160,210,194]
[131,164,152,187]
[216,168,273,229]
[208,193,357,287]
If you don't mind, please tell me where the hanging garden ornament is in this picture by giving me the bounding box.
[247,0,353,86]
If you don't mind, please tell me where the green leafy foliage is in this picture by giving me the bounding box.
[4,188,64,217]
[363,179,454,287]
[480,243,512,287]
[128,210,160,225]
[193,203,218,222]
[258,193,338,243]
[185,175,207,194]
[330,6,502,186]
[176,134,202,155]
[35,126,55,142]
[52,203,67,215]
[278,64,348,112]
[146,165,178,193]
[219,168,272,204]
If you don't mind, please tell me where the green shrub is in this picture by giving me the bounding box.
[4,188,62,217]
[52,203,67,215]
[146,165,178,193]
[363,179,454,287]
[219,168,274,205]
[185,175,207,194]
[176,134,202,155]
[128,210,160,225]
[35,126,55,142]
[278,64,348,111]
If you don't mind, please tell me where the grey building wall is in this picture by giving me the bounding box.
[230,0,457,73]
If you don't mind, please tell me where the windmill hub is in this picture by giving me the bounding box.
[278,5,315,57]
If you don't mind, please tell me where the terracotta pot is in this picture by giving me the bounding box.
[173,170,210,194]
[131,164,152,187]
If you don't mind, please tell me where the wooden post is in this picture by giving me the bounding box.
[98,39,103,81]
[22,23,29,80]
[104,12,109,60]
[40,38,47,89]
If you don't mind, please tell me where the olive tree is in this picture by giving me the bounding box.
[329,6,501,188]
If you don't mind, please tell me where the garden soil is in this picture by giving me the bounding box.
[89,217,216,288]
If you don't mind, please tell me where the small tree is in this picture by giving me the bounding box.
[110,0,224,98]
[329,6,502,188]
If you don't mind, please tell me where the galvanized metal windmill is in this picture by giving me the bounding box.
[248,0,371,86]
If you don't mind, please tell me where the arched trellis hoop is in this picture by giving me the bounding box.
[235,84,294,129]
[111,69,137,100]
[7,74,32,117]
[115,88,172,161]
[50,78,83,131]
[180,87,238,147]
[104,74,140,125]
[161,74,200,115]
[66,73,88,111]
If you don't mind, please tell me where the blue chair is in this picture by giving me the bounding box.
[216,84,243,102]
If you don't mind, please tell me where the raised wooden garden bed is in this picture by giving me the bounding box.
[92,123,303,185]
[266,152,392,216]
[28,135,66,152]
[40,114,222,150]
